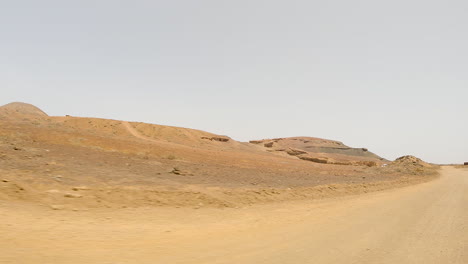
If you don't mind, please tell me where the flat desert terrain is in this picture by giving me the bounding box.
[1,166,466,264]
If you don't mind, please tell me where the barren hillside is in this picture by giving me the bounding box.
[0,102,438,209]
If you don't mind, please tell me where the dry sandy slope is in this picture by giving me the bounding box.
[0,102,439,209]
[0,166,466,264]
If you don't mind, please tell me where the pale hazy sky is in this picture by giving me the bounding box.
[1,0,467,164]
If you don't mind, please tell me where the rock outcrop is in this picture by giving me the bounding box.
[250,137,383,166]
[201,136,230,142]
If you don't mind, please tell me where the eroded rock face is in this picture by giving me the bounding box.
[299,156,329,164]
[286,148,307,156]
[201,136,230,142]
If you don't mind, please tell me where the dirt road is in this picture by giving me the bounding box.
[1,167,466,264]
[122,121,157,142]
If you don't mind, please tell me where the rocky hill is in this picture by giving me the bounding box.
[250,137,385,166]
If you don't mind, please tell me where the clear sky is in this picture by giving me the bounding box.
[1,0,467,164]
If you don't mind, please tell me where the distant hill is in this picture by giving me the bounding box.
[0,102,48,120]
[250,137,386,166]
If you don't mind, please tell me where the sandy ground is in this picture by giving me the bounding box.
[0,166,465,264]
